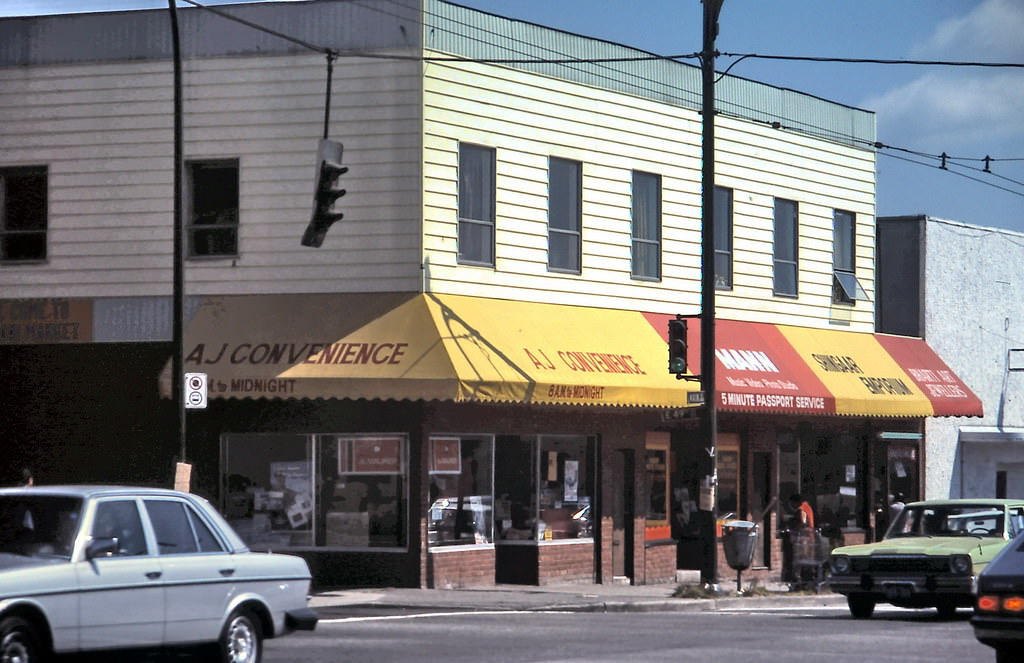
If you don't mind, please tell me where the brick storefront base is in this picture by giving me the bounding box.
[644,541,676,584]
[428,546,496,589]
[537,540,595,585]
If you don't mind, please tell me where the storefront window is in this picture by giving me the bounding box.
[537,436,592,540]
[494,435,593,541]
[222,433,314,547]
[428,436,494,546]
[326,436,407,548]
[221,433,408,550]
[645,432,670,541]
[716,433,740,518]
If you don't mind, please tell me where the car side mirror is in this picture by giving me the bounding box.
[86,537,119,559]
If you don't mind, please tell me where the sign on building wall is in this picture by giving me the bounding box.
[0,298,93,344]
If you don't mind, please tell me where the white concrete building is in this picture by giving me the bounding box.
[878,215,1024,500]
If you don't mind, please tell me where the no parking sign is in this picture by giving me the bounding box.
[184,372,208,409]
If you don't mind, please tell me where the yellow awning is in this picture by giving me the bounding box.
[776,324,937,417]
[161,293,700,408]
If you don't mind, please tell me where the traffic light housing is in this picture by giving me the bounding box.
[668,316,688,376]
[301,138,347,247]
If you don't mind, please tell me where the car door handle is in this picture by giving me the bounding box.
[146,571,162,580]
[220,568,236,577]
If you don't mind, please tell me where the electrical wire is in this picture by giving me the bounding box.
[718,52,1024,69]
[878,151,1024,199]
[174,0,1024,197]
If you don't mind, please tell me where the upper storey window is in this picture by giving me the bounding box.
[631,171,661,280]
[457,143,496,266]
[1,166,47,264]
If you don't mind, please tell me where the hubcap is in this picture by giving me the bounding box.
[226,616,256,663]
[1,632,29,663]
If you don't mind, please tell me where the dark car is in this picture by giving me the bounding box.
[972,529,1024,662]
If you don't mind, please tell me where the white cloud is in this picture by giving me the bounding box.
[865,0,1024,150]
[913,0,1024,61]
[866,71,1024,147]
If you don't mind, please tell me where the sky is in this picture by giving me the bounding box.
[4,0,1024,234]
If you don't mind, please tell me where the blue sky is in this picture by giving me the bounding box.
[4,0,1024,233]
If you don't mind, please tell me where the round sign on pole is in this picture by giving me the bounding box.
[184,372,208,409]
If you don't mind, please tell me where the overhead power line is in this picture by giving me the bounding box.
[718,52,1024,68]
[174,0,1024,197]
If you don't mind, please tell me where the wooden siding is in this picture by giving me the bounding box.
[0,53,424,297]
[423,57,876,329]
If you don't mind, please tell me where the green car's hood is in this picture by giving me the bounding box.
[833,535,1008,561]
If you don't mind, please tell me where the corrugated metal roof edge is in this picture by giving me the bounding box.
[430,0,876,149]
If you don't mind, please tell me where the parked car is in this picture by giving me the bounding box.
[0,485,317,663]
[972,529,1024,663]
[828,498,1024,619]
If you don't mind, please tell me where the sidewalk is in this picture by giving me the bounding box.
[309,582,846,614]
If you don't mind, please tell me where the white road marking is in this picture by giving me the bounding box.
[320,610,574,624]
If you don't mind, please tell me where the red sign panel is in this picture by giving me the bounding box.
[339,437,402,474]
[873,334,983,417]
[430,438,462,474]
[644,314,836,414]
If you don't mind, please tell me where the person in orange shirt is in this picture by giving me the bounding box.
[789,493,814,529]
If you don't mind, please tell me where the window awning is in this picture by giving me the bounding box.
[159,293,702,408]
[642,315,982,418]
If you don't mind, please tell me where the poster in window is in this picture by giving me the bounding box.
[430,438,462,474]
[564,460,579,502]
[269,460,312,529]
[339,437,402,474]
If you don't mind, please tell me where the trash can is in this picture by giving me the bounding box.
[721,520,758,591]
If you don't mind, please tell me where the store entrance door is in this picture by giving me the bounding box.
[610,450,634,583]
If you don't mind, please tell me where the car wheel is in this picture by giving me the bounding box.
[846,593,875,619]
[0,616,46,663]
[216,608,263,663]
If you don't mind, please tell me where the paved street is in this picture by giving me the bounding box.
[265,605,992,663]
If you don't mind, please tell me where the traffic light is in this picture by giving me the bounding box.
[301,138,348,247]
[668,316,688,376]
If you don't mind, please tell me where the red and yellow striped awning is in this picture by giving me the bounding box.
[643,314,982,418]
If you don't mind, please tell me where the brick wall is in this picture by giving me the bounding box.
[538,541,595,585]
[643,542,676,584]
[428,546,497,589]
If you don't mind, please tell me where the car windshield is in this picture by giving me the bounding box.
[887,504,1005,539]
[0,495,83,558]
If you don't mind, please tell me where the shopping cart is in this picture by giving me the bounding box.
[791,528,831,592]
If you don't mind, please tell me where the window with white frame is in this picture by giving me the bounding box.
[548,157,582,273]
[0,166,47,264]
[457,143,495,266]
[631,171,661,280]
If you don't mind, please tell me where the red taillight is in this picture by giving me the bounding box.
[1004,597,1024,613]
[978,595,1000,612]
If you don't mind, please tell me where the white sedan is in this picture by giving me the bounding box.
[0,485,317,663]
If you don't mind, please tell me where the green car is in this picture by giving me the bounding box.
[828,499,1024,619]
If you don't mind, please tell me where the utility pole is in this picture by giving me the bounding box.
[168,0,188,487]
[700,0,723,587]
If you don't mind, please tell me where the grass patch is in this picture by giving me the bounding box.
[672,583,721,599]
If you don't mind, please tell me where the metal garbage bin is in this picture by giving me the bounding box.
[721,520,758,591]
